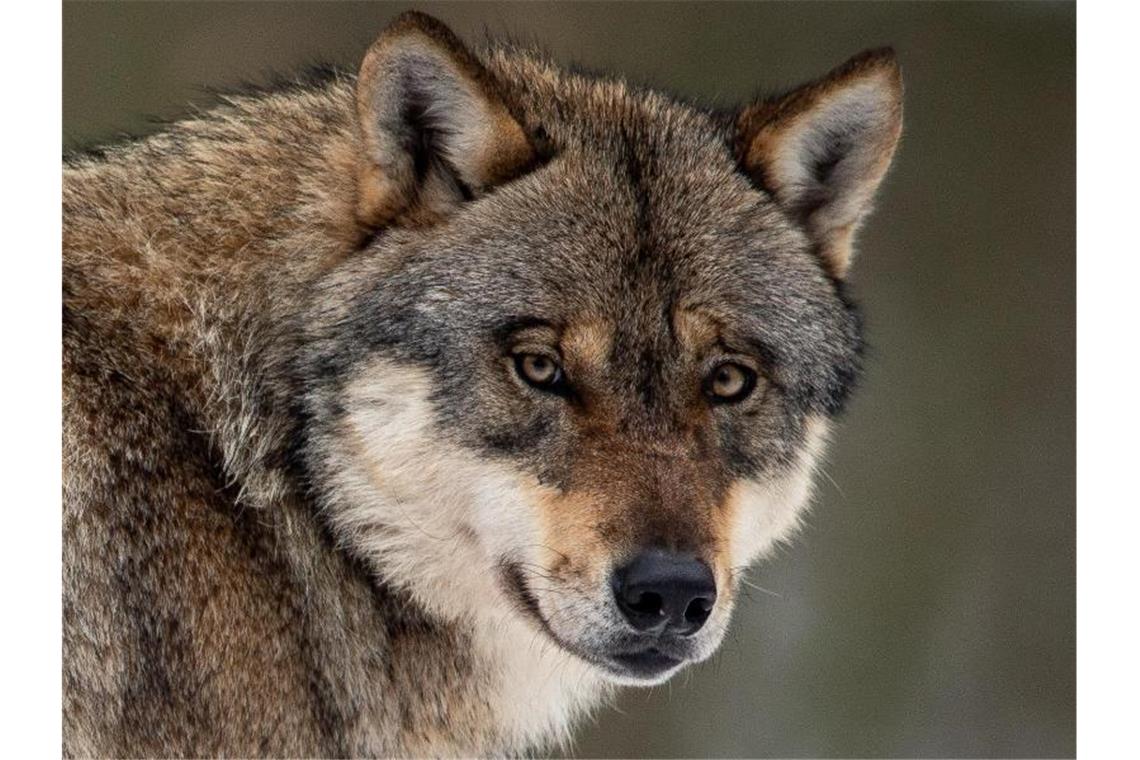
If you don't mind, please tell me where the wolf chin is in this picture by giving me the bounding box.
[63,11,902,757]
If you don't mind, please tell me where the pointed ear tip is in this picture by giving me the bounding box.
[384,10,450,36]
[848,47,903,88]
[360,11,468,85]
[862,46,899,64]
[367,10,459,56]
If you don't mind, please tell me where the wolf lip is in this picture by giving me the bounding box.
[607,648,685,678]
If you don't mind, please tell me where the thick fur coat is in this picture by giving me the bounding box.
[63,12,901,756]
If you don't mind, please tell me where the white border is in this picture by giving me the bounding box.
[1077,1,1139,756]
[1,0,63,754]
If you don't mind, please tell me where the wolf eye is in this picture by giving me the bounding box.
[705,362,757,404]
[514,353,565,391]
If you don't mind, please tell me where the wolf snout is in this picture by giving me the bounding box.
[611,550,717,636]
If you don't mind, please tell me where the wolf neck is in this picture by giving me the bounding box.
[470,608,611,752]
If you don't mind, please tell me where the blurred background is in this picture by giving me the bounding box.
[63,2,1075,757]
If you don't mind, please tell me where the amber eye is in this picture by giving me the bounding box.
[705,362,757,403]
[514,353,565,391]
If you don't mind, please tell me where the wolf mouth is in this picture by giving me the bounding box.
[608,648,684,678]
[497,559,689,681]
[497,559,584,659]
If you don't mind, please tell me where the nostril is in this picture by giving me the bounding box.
[684,596,714,628]
[627,591,664,617]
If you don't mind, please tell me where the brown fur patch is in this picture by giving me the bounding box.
[672,307,721,356]
[523,480,613,582]
[524,433,733,584]
[561,317,614,370]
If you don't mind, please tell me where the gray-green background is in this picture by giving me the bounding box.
[63,2,1075,757]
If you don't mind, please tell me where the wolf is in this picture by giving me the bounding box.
[62,11,902,757]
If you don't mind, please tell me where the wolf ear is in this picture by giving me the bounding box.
[354,11,536,227]
[736,49,903,278]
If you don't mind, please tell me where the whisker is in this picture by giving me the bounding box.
[738,575,782,598]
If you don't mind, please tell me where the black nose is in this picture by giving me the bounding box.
[612,550,717,635]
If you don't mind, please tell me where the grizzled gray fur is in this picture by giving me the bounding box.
[63,11,901,757]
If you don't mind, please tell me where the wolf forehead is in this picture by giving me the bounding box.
[309,62,863,418]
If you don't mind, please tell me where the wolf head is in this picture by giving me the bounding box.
[301,12,901,685]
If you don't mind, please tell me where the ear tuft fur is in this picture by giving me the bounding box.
[736,48,903,278]
[355,11,536,228]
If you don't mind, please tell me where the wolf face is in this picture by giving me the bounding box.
[302,12,901,687]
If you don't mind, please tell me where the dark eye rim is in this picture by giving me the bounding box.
[511,351,570,395]
[704,361,759,404]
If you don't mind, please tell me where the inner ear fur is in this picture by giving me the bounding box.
[354,11,536,228]
[736,49,903,278]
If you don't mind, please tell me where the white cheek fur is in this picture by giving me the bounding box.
[728,417,832,568]
[322,359,605,749]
